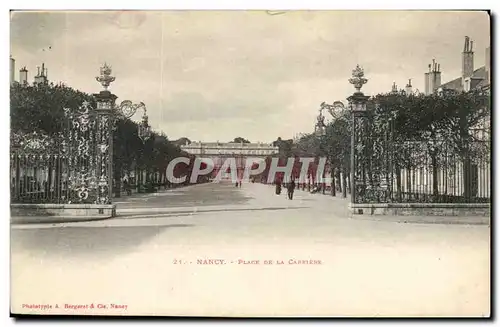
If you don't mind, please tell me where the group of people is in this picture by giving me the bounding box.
[275,179,296,200]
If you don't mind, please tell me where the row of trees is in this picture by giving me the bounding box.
[264,88,490,202]
[10,81,490,202]
[365,89,490,200]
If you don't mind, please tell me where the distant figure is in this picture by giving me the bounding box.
[239,181,242,188]
[123,178,132,196]
[287,179,296,200]
[311,185,319,194]
[275,180,282,195]
[235,181,239,187]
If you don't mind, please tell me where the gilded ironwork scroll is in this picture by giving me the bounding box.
[64,101,98,204]
[95,112,113,204]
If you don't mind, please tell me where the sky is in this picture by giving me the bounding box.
[10,10,490,143]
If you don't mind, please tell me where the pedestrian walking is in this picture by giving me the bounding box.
[123,178,132,196]
[275,180,282,195]
[287,179,296,200]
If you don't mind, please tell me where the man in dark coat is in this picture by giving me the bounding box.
[287,179,296,200]
[123,178,132,196]
[275,179,282,195]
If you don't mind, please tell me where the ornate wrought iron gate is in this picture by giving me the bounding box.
[63,99,113,204]
[10,64,152,205]
[348,65,490,205]
[351,110,395,204]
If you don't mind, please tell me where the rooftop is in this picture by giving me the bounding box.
[440,66,488,91]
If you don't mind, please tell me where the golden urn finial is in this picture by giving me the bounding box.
[348,64,368,93]
[96,63,116,91]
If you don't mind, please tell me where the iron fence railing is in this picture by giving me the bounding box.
[10,153,71,204]
[355,138,490,204]
[10,151,201,204]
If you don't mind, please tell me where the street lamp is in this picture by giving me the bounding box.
[138,107,151,142]
[347,65,370,207]
[314,107,327,193]
[320,101,346,121]
[95,63,147,121]
[116,100,146,119]
[319,101,347,197]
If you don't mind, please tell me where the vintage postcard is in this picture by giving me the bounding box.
[9,10,491,317]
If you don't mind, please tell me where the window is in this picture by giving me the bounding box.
[464,78,471,92]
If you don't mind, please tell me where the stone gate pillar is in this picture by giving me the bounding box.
[348,65,370,212]
[95,64,117,204]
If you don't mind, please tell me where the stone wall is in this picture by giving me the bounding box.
[350,203,490,217]
[11,203,116,219]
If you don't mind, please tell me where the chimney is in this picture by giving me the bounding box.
[19,67,28,85]
[462,36,474,79]
[34,64,48,84]
[424,59,442,95]
[485,46,490,84]
[10,56,15,84]
[405,79,413,95]
[391,82,398,93]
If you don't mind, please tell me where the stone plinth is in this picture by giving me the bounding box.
[349,203,490,217]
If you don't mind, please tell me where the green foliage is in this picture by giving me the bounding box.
[369,90,490,166]
[290,89,490,175]
[273,137,294,157]
[231,137,251,143]
[10,82,95,136]
[10,82,189,181]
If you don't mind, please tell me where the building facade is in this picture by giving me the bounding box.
[181,141,279,156]
[9,56,48,86]
[433,36,490,94]
[395,36,491,199]
[391,36,490,96]
[34,63,48,85]
[10,56,15,85]
[181,141,279,180]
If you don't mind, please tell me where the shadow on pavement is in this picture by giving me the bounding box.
[11,216,112,225]
[115,206,311,219]
[10,224,194,260]
[115,182,253,209]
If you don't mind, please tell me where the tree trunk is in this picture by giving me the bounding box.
[14,155,21,201]
[462,155,471,201]
[395,164,402,202]
[347,173,351,194]
[406,166,412,201]
[336,169,342,193]
[47,159,53,198]
[55,157,62,201]
[341,168,347,198]
[331,166,336,196]
[431,152,439,197]
[137,168,141,193]
[114,161,121,198]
